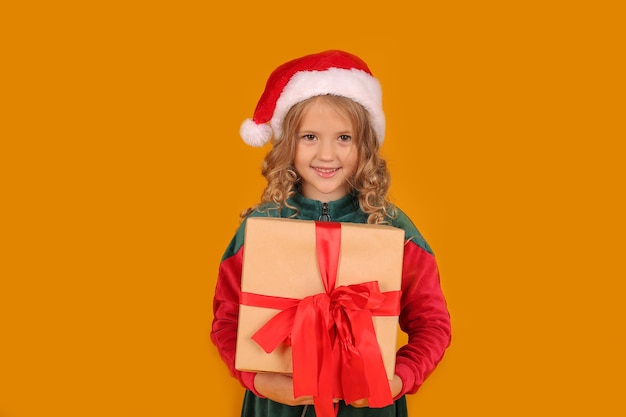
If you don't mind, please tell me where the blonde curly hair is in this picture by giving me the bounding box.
[241,95,395,224]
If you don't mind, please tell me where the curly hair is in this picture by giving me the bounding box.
[241,95,395,224]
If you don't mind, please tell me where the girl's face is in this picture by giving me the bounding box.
[294,97,358,202]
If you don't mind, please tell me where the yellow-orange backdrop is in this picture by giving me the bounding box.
[1,1,624,416]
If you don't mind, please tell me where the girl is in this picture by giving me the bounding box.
[211,50,451,417]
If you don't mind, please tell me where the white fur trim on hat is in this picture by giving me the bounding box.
[270,67,386,144]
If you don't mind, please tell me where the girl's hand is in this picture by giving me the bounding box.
[349,374,403,408]
[253,373,314,406]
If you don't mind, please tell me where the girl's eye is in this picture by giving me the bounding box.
[301,134,317,141]
[338,135,352,142]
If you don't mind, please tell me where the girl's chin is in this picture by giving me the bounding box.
[302,188,349,201]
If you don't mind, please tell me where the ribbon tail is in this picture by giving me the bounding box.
[312,397,337,417]
[353,310,393,407]
[291,298,320,397]
[312,347,336,417]
[251,306,296,353]
[339,342,369,404]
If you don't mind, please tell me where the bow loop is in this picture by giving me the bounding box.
[330,281,387,311]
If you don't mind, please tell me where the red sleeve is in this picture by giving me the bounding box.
[394,241,451,398]
[210,246,264,397]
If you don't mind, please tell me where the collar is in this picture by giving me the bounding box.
[285,192,363,222]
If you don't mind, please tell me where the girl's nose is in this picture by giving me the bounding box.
[317,138,335,160]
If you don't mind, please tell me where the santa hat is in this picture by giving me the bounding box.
[240,50,385,147]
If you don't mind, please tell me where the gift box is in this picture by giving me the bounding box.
[235,217,404,413]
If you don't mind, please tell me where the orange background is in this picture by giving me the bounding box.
[1,1,624,416]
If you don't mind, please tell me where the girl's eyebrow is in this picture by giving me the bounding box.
[297,128,353,135]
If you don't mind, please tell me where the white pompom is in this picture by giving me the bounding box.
[240,118,272,147]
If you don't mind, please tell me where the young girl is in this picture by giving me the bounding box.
[211,50,451,417]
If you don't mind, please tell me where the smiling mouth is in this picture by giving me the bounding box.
[314,167,339,173]
[313,167,341,178]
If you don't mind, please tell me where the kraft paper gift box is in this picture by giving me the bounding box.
[235,217,404,384]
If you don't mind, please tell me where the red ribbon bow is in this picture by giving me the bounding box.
[240,222,401,417]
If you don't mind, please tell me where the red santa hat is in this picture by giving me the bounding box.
[240,50,385,147]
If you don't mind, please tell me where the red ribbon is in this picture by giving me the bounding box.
[240,222,401,416]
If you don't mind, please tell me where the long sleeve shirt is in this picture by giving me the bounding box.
[211,192,451,403]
